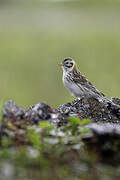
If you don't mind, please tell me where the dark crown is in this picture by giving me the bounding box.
[63,57,73,63]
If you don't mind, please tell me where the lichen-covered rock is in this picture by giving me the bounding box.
[1,101,58,146]
[2,101,58,128]
[2,96,120,131]
[25,103,58,124]
[3,100,25,121]
[3,96,120,127]
[1,98,120,165]
[57,97,120,123]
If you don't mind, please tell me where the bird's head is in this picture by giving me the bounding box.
[59,57,77,73]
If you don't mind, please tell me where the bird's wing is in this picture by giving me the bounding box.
[73,70,105,97]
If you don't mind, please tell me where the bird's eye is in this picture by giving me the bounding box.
[65,61,73,68]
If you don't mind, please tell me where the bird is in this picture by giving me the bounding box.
[59,57,104,99]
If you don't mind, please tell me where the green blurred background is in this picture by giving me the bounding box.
[0,0,120,108]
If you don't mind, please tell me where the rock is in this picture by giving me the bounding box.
[25,103,58,124]
[2,96,120,128]
[57,97,120,123]
[3,100,25,121]
[1,97,120,164]
[2,101,58,129]
[83,123,120,165]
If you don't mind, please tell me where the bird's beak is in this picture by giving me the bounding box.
[59,63,64,66]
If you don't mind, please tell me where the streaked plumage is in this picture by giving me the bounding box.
[60,57,104,99]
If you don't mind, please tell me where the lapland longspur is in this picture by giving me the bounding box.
[60,57,104,99]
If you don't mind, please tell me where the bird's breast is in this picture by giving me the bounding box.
[62,74,84,97]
